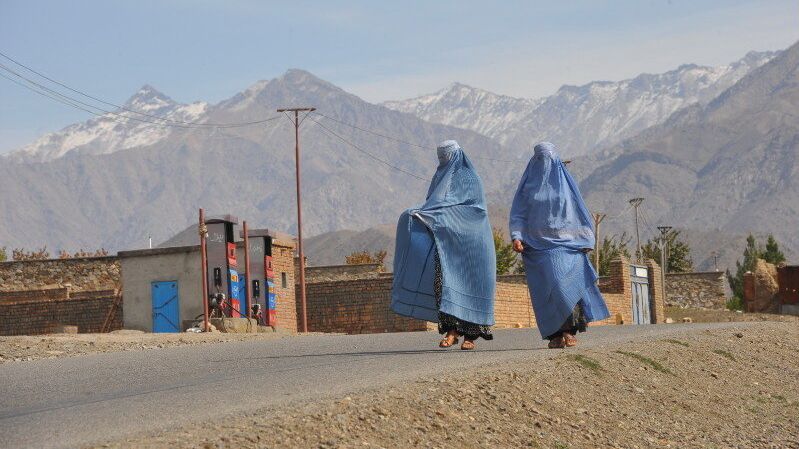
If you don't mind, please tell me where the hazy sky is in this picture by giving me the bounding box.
[1,0,797,153]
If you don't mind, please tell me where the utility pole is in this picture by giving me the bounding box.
[711,251,719,271]
[629,198,644,263]
[277,107,316,333]
[592,213,606,271]
[657,225,672,310]
[198,208,209,332]
[243,220,251,317]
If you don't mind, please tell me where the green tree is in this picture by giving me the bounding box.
[0,246,6,262]
[593,233,632,277]
[726,234,761,308]
[641,230,694,273]
[493,228,518,275]
[761,234,786,265]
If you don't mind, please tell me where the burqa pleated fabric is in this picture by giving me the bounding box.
[509,142,610,338]
[391,140,496,326]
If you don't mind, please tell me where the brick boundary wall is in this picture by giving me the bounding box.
[647,259,666,323]
[301,277,428,334]
[304,263,383,282]
[299,257,655,334]
[0,257,120,292]
[665,271,727,309]
[0,289,122,335]
[594,258,633,326]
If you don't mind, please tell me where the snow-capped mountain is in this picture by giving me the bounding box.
[382,83,542,138]
[384,51,776,157]
[7,86,208,163]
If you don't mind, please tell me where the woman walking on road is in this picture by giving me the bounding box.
[391,140,496,350]
[509,142,610,348]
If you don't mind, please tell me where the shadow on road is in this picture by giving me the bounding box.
[209,346,546,363]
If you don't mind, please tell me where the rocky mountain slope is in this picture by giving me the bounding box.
[0,70,519,252]
[385,51,776,158]
[579,41,799,267]
[310,46,797,271]
[7,86,209,163]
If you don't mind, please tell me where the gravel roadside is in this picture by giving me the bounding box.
[0,329,305,363]
[91,321,799,449]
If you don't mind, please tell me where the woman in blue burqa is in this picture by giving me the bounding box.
[391,140,496,350]
[510,142,610,348]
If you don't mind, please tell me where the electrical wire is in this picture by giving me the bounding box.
[312,111,528,164]
[0,50,282,128]
[1,64,281,129]
[308,115,427,181]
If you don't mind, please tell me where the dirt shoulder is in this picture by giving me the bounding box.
[92,321,799,449]
[666,306,799,324]
[0,329,304,363]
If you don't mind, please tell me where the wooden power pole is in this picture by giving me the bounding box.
[277,107,315,333]
[629,198,644,263]
[592,213,606,270]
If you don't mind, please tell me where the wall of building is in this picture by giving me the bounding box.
[0,257,120,292]
[665,271,727,309]
[271,240,298,332]
[119,247,204,331]
[0,289,121,335]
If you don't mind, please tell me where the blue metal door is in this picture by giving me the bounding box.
[152,281,180,332]
[630,265,651,325]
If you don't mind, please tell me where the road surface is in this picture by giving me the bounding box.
[0,322,749,449]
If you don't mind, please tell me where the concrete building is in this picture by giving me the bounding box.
[119,220,297,333]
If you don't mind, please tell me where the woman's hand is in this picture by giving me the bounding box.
[512,239,524,253]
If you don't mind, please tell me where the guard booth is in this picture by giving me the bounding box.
[630,264,651,324]
[205,215,243,317]
[242,228,277,326]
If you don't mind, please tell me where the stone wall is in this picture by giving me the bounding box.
[0,289,122,335]
[0,257,120,292]
[665,271,727,309]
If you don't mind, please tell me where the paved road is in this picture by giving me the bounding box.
[0,322,751,449]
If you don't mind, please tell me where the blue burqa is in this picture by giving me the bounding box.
[509,142,610,338]
[391,140,496,325]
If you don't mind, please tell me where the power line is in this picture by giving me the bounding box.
[601,201,635,221]
[313,111,431,150]
[0,71,124,120]
[313,111,527,164]
[0,52,281,128]
[308,115,427,181]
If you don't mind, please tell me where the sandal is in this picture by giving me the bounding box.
[439,333,459,348]
[548,336,566,349]
[563,333,577,347]
[461,339,476,350]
